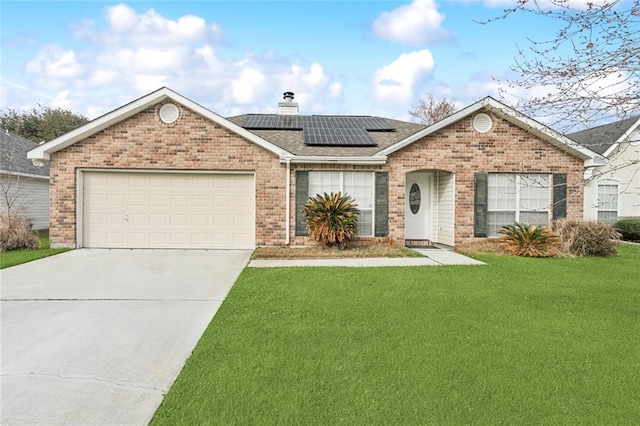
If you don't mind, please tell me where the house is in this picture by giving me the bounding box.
[1,129,50,230]
[568,116,640,224]
[27,87,602,249]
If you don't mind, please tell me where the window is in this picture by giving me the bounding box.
[308,171,374,236]
[487,174,551,236]
[597,184,618,224]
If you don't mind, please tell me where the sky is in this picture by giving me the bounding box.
[1,1,580,123]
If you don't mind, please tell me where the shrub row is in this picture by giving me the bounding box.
[497,219,622,258]
[614,217,640,241]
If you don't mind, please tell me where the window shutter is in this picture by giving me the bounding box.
[552,173,567,220]
[374,172,389,237]
[295,171,309,236]
[474,173,488,237]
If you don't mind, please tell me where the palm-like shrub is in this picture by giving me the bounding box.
[303,192,358,248]
[497,222,562,258]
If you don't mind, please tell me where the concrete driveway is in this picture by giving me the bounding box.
[1,249,251,425]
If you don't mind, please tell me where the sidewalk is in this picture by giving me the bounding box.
[247,248,485,268]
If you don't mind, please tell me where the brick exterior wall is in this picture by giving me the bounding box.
[50,105,584,248]
[290,111,584,246]
[49,102,286,247]
[384,112,584,245]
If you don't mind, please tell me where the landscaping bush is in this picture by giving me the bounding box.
[303,192,358,248]
[614,217,640,241]
[553,219,620,257]
[0,211,40,251]
[497,222,562,257]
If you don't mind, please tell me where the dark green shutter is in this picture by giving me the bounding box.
[474,173,488,237]
[295,171,309,236]
[374,172,389,237]
[552,173,567,220]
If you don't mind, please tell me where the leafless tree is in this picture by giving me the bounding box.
[486,0,639,133]
[408,94,457,125]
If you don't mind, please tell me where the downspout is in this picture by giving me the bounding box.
[285,158,291,245]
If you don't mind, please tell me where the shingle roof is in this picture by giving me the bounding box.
[567,115,640,156]
[226,115,426,156]
[1,129,50,177]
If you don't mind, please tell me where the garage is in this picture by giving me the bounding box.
[82,171,255,249]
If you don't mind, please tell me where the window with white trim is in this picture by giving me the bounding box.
[597,184,618,224]
[308,171,374,236]
[487,174,551,236]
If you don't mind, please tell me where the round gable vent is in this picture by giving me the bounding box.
[159,103,179,124]
[473,113,493,133]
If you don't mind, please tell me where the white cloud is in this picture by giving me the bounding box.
[231,66,267,104]
[16,4,344,119]
[105,4,222,46]
[25,44,84,79]
[373,0,452,44]
[373,50,435,104]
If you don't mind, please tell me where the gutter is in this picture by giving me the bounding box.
[280,155,387,165]
[0,170,49,180]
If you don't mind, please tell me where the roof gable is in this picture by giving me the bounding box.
[27,87,292,161]
[377,96,602,162]
[1,130,49,178]
[567,115,640,157]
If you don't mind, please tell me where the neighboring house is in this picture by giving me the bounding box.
[27,87,601,249]
[568,116,640,224]
[1,129,50,230]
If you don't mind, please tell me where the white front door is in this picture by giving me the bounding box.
[405,173,431,240]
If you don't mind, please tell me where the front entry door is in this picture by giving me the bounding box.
[405,173,431,240]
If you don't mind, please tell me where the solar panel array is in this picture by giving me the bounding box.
[243,114,303,130]
[242,115,394,146]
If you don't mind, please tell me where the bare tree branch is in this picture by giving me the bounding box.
[409,94,457,125]
[484,0,640,132]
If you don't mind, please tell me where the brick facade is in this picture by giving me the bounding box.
[49,105,584,248]
[49,102,286,247]
[384,112,584,245]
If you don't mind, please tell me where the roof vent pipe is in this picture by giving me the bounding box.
[278,91,298,115]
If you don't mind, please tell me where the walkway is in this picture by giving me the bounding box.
[248,248,485,267]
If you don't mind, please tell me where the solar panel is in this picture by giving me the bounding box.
[243,115,302,130]
[303,116,378,146]
[355,116,395,131]
[241,114,394,146]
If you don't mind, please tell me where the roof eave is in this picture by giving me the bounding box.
[0,170,49,179]
[281,155,387,165]
[27,87,293,161]
[602,116,640,158]
[377,96,600,162]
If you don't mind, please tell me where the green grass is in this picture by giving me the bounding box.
[0,232,71,269]
[152,244,640,425]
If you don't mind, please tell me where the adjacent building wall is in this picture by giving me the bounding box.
[0,174,49,230]
[584,140,640,221]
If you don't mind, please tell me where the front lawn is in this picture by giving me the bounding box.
[153,244,640,425]
[0,232,70,269]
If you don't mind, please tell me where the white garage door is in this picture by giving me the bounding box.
[82,171,255,249]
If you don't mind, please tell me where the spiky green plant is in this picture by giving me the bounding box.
[303,192,358,248]
[497,222,562,258]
